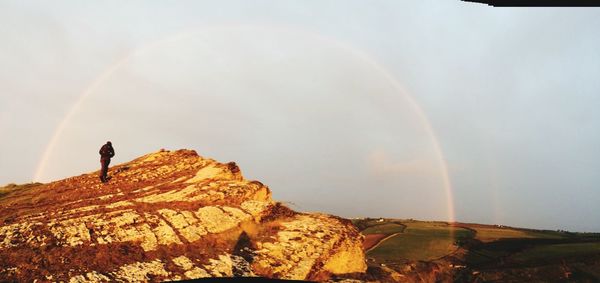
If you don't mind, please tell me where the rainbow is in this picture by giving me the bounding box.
[33,25,455,223]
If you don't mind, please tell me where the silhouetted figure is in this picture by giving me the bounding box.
[99,141,115,183]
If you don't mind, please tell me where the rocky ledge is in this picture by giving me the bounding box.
[0,149,366,282]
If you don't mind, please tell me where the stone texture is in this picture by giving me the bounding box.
[0,149,365,282]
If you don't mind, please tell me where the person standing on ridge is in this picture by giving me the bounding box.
[99,141,115,183]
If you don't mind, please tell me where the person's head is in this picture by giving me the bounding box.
[107,141,112,145]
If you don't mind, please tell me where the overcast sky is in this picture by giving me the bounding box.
[1,1,599,232]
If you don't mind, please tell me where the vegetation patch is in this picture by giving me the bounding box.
[367,222,473,262]
[362,223,405,235]
[474,227,564,243]
[355,218,600,282]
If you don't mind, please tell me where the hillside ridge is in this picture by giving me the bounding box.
[0,149,366,282]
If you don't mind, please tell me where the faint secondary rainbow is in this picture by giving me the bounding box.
[33,25,455,223]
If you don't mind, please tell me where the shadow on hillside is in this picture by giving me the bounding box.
[462,237,600,282]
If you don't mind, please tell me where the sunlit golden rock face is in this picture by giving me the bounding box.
[0,149,366,282]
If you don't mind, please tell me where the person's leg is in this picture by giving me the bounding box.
[99,160,104,182]
[100,159,108,182]
[106,159,111,180]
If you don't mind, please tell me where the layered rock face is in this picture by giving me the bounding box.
[0,149,366,282]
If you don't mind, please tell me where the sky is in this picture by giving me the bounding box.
[1,1,599,232]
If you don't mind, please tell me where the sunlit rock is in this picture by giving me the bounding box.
[0,149,366,281]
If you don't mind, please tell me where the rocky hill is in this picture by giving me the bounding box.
[0,149,366,282]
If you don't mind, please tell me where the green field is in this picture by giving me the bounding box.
[523,230,567,240]
[367,222,473,261]
[471,227,532,242]
[362,223,405,235]
[356,218,600,281]
[470,227,565,242]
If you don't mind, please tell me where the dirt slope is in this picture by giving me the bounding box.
[0,149,366,282]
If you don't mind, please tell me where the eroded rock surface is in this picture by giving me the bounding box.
[0,149,365,282]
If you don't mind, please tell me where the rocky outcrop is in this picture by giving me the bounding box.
[0,149,366,282]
